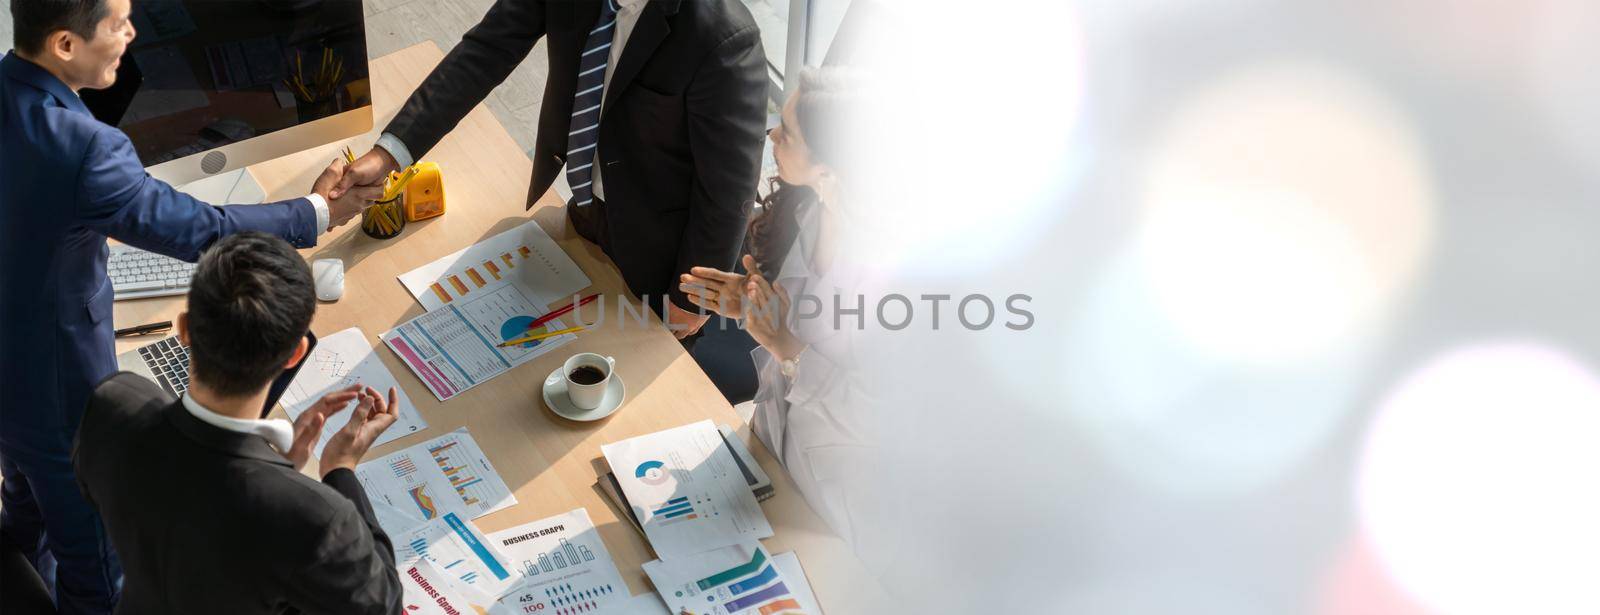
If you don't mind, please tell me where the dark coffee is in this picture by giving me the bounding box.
[569,365,607,385]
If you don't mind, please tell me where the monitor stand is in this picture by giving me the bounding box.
[173,168,267,205]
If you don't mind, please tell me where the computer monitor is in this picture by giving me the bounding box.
[79,0,371,188]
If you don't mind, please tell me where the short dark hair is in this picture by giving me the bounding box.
[10,0,108,57]
[186,233,316,398]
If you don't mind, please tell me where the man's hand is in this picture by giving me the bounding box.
[319,386,400,476]
[312,159,383,230]
[330,146,400,200]
[284,384,362,471]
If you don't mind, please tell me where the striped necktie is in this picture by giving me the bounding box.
[567,0,619,207]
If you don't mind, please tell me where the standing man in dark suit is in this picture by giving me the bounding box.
[0,1,375,612]
[335,0,769,338]
[75,233,405,614]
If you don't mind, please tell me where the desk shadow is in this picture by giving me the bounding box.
[306,215,442,273]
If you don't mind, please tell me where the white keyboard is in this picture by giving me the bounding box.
[108,245,195,300]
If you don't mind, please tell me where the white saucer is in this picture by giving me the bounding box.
[542,367,626,421]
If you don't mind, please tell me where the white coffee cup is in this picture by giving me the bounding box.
[562,352,615,410]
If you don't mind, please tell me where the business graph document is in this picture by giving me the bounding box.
[398,220,590,312]
[373,498,426,538]
[642,543,810,615]
[382,283,577,401]
[400,559,476,615]
[612,593,673,615]
[771,552,822,615]
[397,512,516,607]
[600,421,773,559]
[485,508,630,615]
[279,327,427,456]
[355,428,517,522]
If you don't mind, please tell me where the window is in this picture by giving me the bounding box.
[740,0,856,102]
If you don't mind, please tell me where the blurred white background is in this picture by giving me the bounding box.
[844,1,1600,612]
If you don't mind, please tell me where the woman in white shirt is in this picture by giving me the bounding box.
[679,67,879,554]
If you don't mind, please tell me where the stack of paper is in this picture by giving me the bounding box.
[600,421,774,560]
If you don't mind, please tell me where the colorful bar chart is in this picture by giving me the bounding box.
[697,548,766,591]
[652,496,698,524]
[758,598,803,615]
[413,246,543,307]
[390,456,418,478]
[430,439,485,508]
[723,582,791,613]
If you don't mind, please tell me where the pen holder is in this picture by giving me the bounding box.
[361,194,406,240]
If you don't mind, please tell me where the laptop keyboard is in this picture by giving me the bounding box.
[137,337,191,398]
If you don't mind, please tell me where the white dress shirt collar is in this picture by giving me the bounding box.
[181,393,295,454]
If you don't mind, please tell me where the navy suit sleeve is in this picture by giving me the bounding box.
[73,125,319,262]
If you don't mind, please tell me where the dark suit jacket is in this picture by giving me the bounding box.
[385,0,768,310]
[73,373,403,615]
[0,52,319,453]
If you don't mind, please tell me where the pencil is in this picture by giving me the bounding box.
[496,325,586,348]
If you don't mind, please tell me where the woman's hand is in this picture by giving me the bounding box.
[743,270,806,361]
[680,254,764,319]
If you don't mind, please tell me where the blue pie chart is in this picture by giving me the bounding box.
[500,316,542,348]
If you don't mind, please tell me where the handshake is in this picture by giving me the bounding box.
[309,146,405,231]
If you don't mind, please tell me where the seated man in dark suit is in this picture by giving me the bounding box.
[73,233,404,614]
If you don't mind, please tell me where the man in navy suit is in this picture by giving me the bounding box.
[0,1,376,612]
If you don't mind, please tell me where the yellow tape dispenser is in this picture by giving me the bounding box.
[403,162,446,222]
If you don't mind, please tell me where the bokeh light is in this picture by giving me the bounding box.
[1526,0,1600,176]
[1138,60,1434,365]
[1059,248,1371,497]
[1358,342,1600,615]
[852,0,1087,275]
[1315,536,1436,615]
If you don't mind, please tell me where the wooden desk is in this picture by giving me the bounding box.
[112,42,885,613]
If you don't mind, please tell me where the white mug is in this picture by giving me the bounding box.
[562,352,615,410]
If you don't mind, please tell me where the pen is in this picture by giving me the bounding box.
[342,145,357,164]
[496,325,586,348]
[114,321,172,337]
[526,293,600,332]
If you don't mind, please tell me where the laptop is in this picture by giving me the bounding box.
[115,332,317,418]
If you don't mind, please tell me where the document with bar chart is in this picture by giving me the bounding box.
[398,220,590,313]
[355,428,517,522]
[485,508,629,615]
[600,421,773,559]
[381,283,577,401]
[397,512,516,607]
[642,543,811,615]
